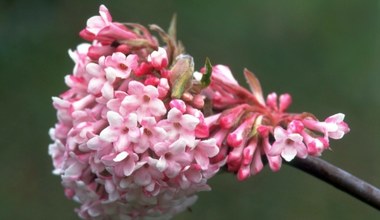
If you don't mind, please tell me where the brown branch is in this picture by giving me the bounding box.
[286,156,380,210]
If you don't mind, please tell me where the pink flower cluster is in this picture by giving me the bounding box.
[49,4,351,219]
[204,66,350,181]
[49,5,221,219]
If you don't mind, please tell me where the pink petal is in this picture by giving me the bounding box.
[181,114,200,131]
[99,5,112,23]
[87,136,101,150]
[273,126,287,141]
[114,134,130,152]
[125,113,138,128]
[127,81,144,95]
[144,85,159,98]
[169,139,186,154]
[121,95,140,110]
[288,133,303,143]
[281,147,297,162]
[148,99,166,116]
[104,67,118,83]
[152,142,168,156]
[99,127,119,142]
[123,158,136,176]
[165,162,181,178]
[134,169,152,186]
[268,141,284,156]
[156,156,167,172]
[167,108,182,122]
[194,152,209,170]
[186,169,202,183]
[113,151,128,162]
[326,113,345,123]
[295,143,308,159]
[126,54,139,70]
[107,111,123,127]
[199,139,219,157]
[101,82,114,99]
[86,63,103,77]
[87,78,103,94]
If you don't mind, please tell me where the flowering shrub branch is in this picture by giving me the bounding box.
[48,4,378,219]
[287,156,380,210]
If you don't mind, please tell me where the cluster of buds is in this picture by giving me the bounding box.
[49,5,223,219]
[49,4,350,220]
[203,66,350,181]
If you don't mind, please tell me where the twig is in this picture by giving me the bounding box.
[286,156,380,210]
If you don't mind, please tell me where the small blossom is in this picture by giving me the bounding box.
[269,127,308,162]
[121,80,166,120]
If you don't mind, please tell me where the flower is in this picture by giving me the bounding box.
[203,66,350,181]
[50,4,351,219]
[269,126,308,162]
[49,5,223,219]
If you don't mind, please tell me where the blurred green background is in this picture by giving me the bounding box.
[1,0,380,219]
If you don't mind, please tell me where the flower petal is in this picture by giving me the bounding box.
[107,111,123,127]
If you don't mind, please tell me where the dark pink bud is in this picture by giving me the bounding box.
[237,165,251,181]
[88,45,114,60]
[219,105,246,129]
[288,120,304,133]
[134,62,153,76]
[115,44,130,54]
[242,138,257,166]
[144,76,160,86]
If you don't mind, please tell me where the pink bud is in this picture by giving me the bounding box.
[144,76,160,86]
[237,165,251,181]
[169,99,187,113]
[266,92,278,110]
[149,47,168,69]
[279,93,292,112]
[219,105,246,129]
[288,120,304,133]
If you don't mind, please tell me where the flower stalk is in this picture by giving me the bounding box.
[287,156,380,210]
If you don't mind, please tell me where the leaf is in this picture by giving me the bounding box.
[170,55,194,99]
[244,68,265,105]
[168,14,177,42]
[201,57,212,88]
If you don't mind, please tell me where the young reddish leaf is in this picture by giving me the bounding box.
[244,68,265,105]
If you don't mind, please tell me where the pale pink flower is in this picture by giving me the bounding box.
[324,113,350,139]
[101,150,139,177]
[192,139,219,170]
[121,80,166,120]
[138,117,167,153]
[158,107,199,148]
[99,111,140,151]
[154,139,192,178]
[104,52,139,82]
[79,5,137,43]
[270,126,308,162]
[303,113,350,140]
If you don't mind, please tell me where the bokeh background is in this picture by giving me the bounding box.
[1,0,380,219]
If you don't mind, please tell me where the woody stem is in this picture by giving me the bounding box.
[286,156,380,210]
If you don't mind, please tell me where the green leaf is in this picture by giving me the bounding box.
[201,57,212,88]
[170,55,194,99]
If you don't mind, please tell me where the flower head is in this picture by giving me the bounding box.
[49,5,222,219]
